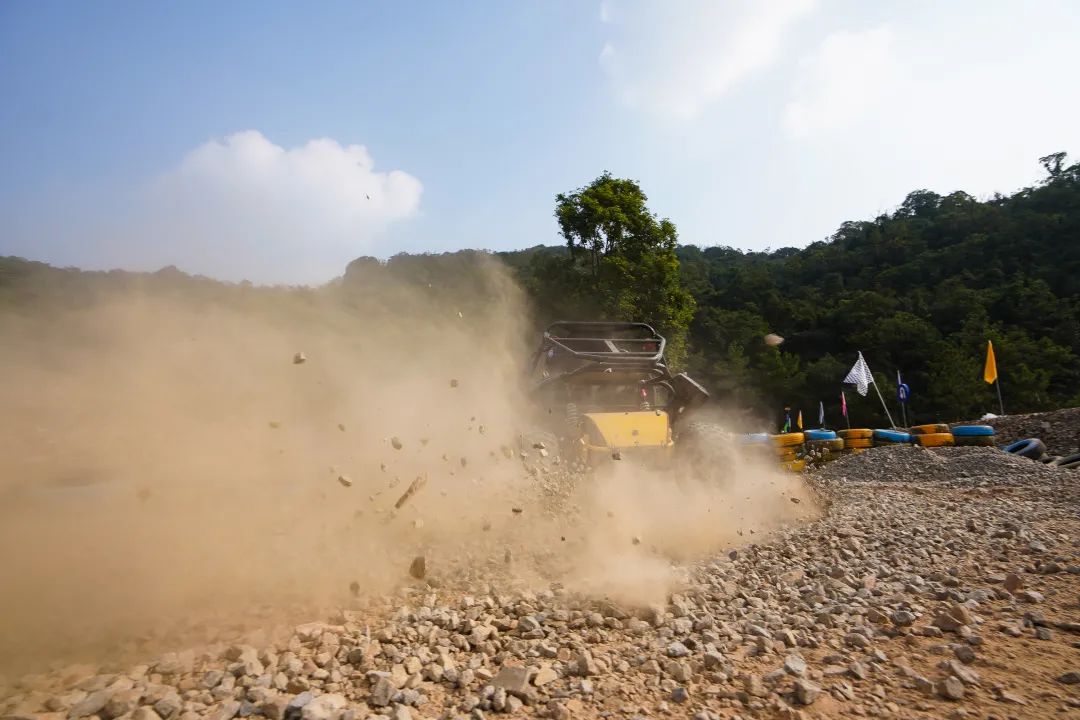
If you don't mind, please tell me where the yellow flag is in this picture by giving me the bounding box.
[797,410,803,429]
[984,340,998,384]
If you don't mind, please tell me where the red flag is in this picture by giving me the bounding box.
[841,391,848,417]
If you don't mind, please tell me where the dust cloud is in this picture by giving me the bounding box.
[0,260,815,677]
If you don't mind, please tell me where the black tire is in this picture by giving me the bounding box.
[1053,452,1080,467]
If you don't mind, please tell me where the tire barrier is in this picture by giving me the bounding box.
[838,428,873,440]
[954,435,995,447]
[910,423,950,435]
[915,432,955,447]
[951,424,995,437]
[804,429,838,441]
[1002,438,1046,461]
[771,432,806,447]
[844,438,874,449]
[873,429,913,444]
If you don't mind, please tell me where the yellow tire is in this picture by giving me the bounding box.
[781,459,806,472]
[826,438,845,451]
[915,432,954,447]
[771,433,805,447]
[845,438,873,449]
[777,449,797,462]
[910,423,949,435]
[838,429,873,439]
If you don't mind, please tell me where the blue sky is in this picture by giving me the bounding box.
[2,0,1079,284]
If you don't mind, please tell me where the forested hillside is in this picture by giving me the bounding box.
[503,153,1080,424]
[3,154,1077,426]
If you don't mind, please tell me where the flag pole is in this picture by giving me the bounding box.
[995,378,1005,415]
[871,378,896,428]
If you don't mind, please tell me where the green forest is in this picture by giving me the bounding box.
[500,153,1080,425]
[3,153,1078,426]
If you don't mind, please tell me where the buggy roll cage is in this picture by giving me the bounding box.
[528,320,709,412]
[529,321,672,388]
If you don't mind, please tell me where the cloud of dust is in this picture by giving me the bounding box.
[0,262,818,677]
[556,407,818,608]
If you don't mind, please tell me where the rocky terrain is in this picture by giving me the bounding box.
[959,407,1080,456]
[2,444,1078,720]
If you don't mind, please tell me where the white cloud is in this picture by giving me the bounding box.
[599,0,816,120]
[783,25,894,137]
[121,131,422,284]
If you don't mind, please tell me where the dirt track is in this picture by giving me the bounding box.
[1,274,1078,719]
[2,444,1078,720]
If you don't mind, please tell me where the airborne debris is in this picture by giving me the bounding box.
[293,352,306,364]
[337,475,353,488]
[511,507,523,515]
[450,378,458,388]
[394,476,427,510]
[408,556,426,580]
[349,581,360,597]
[268,421,281,429]
[337,423,346,432]
[611,451,622,460]
[390,437,403,450]
[763,333,784,347]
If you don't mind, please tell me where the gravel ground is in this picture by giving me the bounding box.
[3,446,1078,720]
[955,406,1080,456]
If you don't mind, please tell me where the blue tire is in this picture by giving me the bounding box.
[804,429,837,441]
[873,429,912,443]
[951,425,995,437]
[1003,438,1046,460]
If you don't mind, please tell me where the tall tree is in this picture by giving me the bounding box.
[554,172,695,366]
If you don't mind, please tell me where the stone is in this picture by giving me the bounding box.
[132,709,163,720]
[666,642,690,658]
[794,679,821,705]
[532,668,558,687]
[208,701,241,720]
[670,687,689,704]
[491,666,530,699]
[69,690,112,718]
[103,690,141,719]
[301,695,347,720]
[783,655,807,677]
[938,677,965,700]
[153,694,183,719]
[948,661,980,686]
[1058,671,1080,684]
[1004,573,1023,592]
[370,678,395,707]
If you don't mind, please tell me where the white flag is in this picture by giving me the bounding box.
[844,351,874,396]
